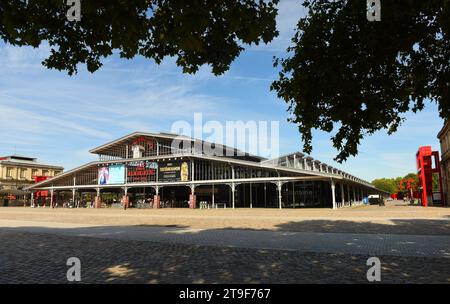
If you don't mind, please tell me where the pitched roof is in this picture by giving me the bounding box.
[89,131,266,160]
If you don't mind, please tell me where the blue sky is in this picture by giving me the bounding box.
[0,0,445,181]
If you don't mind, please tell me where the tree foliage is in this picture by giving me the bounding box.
[272,0,450,162]
[0,0,278,75]
[372,173,419,194]
[1,1,449,162]
[371,178,398,194]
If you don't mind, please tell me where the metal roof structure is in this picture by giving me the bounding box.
[261,152,373,187]
[26,132,383,193]
[89,132,266,162]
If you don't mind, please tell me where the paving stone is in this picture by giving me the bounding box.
[0,231,449,284]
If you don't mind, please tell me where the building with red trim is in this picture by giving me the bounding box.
[0,155,63,191]
[0,155,63,206]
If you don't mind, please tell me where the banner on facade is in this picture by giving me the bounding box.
[98,164,125,185]
[127,161,158,183]
[158,161,189,182]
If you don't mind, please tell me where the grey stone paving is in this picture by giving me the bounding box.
[2,220,450,257]
[1,231,449,284]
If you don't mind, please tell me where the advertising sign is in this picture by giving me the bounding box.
[159,161,189,182]
[127,161,158,183]
[98,164,125,185]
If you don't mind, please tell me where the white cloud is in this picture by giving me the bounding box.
[0,104,111,139]
[0,43,50,71]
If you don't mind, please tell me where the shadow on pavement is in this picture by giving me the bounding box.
[1,217,450,284]
[271,218,450,235]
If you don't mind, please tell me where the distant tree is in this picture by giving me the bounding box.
[432,173,441,191]
[372,173,420,193]
[272,0,450,162]
[403,173,419,185]
[371,178,397,194]
[394,177,404,189]
[401,172,441,192]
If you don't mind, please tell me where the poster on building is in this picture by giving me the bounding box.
[159,161,189,182]
[98,164,125,185]
[127,161,158,183]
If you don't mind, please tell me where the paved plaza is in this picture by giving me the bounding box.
[2,220,450,258]
[1,201,450,235]
[1,201,450,283]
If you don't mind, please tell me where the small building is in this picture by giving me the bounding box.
[0,155,64,192]
[26,132,386,209]
[438,120,450,204]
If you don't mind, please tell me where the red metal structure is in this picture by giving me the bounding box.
[33,176,50,206]
[416,146,444,207]
[399,178,419,200]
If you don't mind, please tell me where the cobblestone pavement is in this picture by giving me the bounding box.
[1,231,449,284]
[1,203,450,235]
[2,220,450,257]
[2,204,450,284]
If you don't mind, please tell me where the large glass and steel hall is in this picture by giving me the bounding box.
[26,132,386,209]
